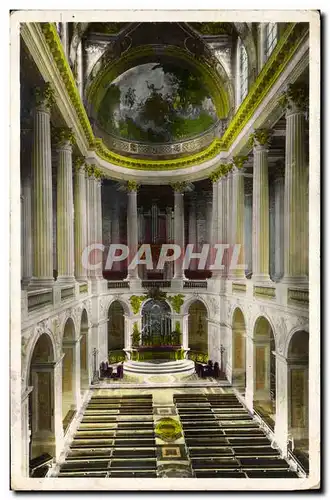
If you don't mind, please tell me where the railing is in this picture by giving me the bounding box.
[183,280,207,289]
[253,286,276,299]
[142,280,171,288]
[107,281,130,289]
[61,286,75,301]
[288,288,309,306]
[95,119,227,159]
[232,282,247,294]
[27,289,53,312]
[79,283,88,294]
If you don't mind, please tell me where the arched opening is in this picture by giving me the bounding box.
[28,333,55,467]
[188,300,208,359]
[141,299,172,346]
[62,318,76,433]
[80,309,89,393]
[253,316,276,429]
[108,301,125,362]
[232,308,246,390]
[287,330,309,464]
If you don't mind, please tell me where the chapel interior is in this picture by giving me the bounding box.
[18,20,311,480]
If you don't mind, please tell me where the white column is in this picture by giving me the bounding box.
[95,177,104,279]
[172,183,186,280]
[251,131,271,282]
[230,160,246,280]
[209,181,218,274]
[226,170,233,252]
[73,339,82,410]
[29,84,55,288]
[166,206,174,279]
[85,173,93,278]
[282,87,308,284]
[53,360,64,460]
[188,194,197,271]
[275,354,289,455]
[245,335,255,412]
[111,204,121,273]
[218,174,228,277]
[274,163,285,280]
[74,159,88,280]
[54,127,75,284]
[244,177,253,276]
[21,172,33,287]
[77,41,84,99]
[126,182,139,280]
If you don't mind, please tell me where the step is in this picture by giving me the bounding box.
[194,470,246,478]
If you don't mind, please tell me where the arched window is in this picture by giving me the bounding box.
[265,23,277,58]
[239,41,248,103]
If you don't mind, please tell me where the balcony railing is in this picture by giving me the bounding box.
[107,281,130,289]
[142,280,171,288]
[183,280,207,289]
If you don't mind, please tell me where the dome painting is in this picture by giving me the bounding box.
[97,62,218,143]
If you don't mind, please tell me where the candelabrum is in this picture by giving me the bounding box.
[91,347,99,385]
[220,344,225,375]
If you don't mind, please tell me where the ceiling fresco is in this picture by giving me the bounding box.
[96,62,218,144]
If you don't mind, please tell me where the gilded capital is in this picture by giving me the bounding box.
[209,163,232,182]
[127,180,139,192]
[171,182,187,193]
[232,155,248,170]
[52,126,75,147]
[248,129,272,149]
[73,156,86,172]
[278,83,308,114]
[34,82,56,111]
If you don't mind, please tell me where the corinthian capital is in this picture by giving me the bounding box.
[34,82,56,111]
[232,155,248,171]
[248,129,272,149]
[171,181,187,193]
[51,126,75,147]
[278,82,308,114]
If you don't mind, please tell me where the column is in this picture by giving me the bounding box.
[73,339,82,410]
[76,41,84,98]
[188,194,197,271]
[274,354,289,455]
[29,83,55,288]
[282,84,308,283]
[21,170,33,287]
[53,360,64,460]
[111,203,121,273]
[74,158,88,280]
[95,176,104,279]
[53,127,75,284]
[230,156,247,280]
[172,182,186,280]
[209,180,218,274]
[251,130,271,282]
[273,162,285,280]
[126,181,139,281]
[226,169,233,252]
[244,177,253,276]
[85,172,93,278]
[245,335,255,412]
[166,206,174,279]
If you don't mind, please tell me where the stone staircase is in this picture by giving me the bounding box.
[173,392,299,479]
[57,394,157,478]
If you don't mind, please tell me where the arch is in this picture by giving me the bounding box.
[286,330,309,460]
[188,300,208,355]
[108,300,125,354]
[107,296,131,317]
[182,295,211,319]
[252,315,276,428]
[231,307,246,389]
[24,328,57,390]
[28,333,56,465]
[251,312,278,350]
[60,312,78,343]
[62,317,77,431]
[284,324,309,359]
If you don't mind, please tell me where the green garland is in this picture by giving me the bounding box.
[232,155,248,170]
[34,82,56,110]
[248,129,272,148]
[168,294,185,313]
[129,295,146,314]
[209,163,232,182]
[155,417,182,442]
[278,82,308,112]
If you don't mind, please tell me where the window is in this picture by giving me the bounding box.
[239,41,248,102]
[265,23,277,58]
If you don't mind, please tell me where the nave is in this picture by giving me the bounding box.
[51,388,301,479]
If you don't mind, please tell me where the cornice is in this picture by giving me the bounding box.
[21,22,309,179]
